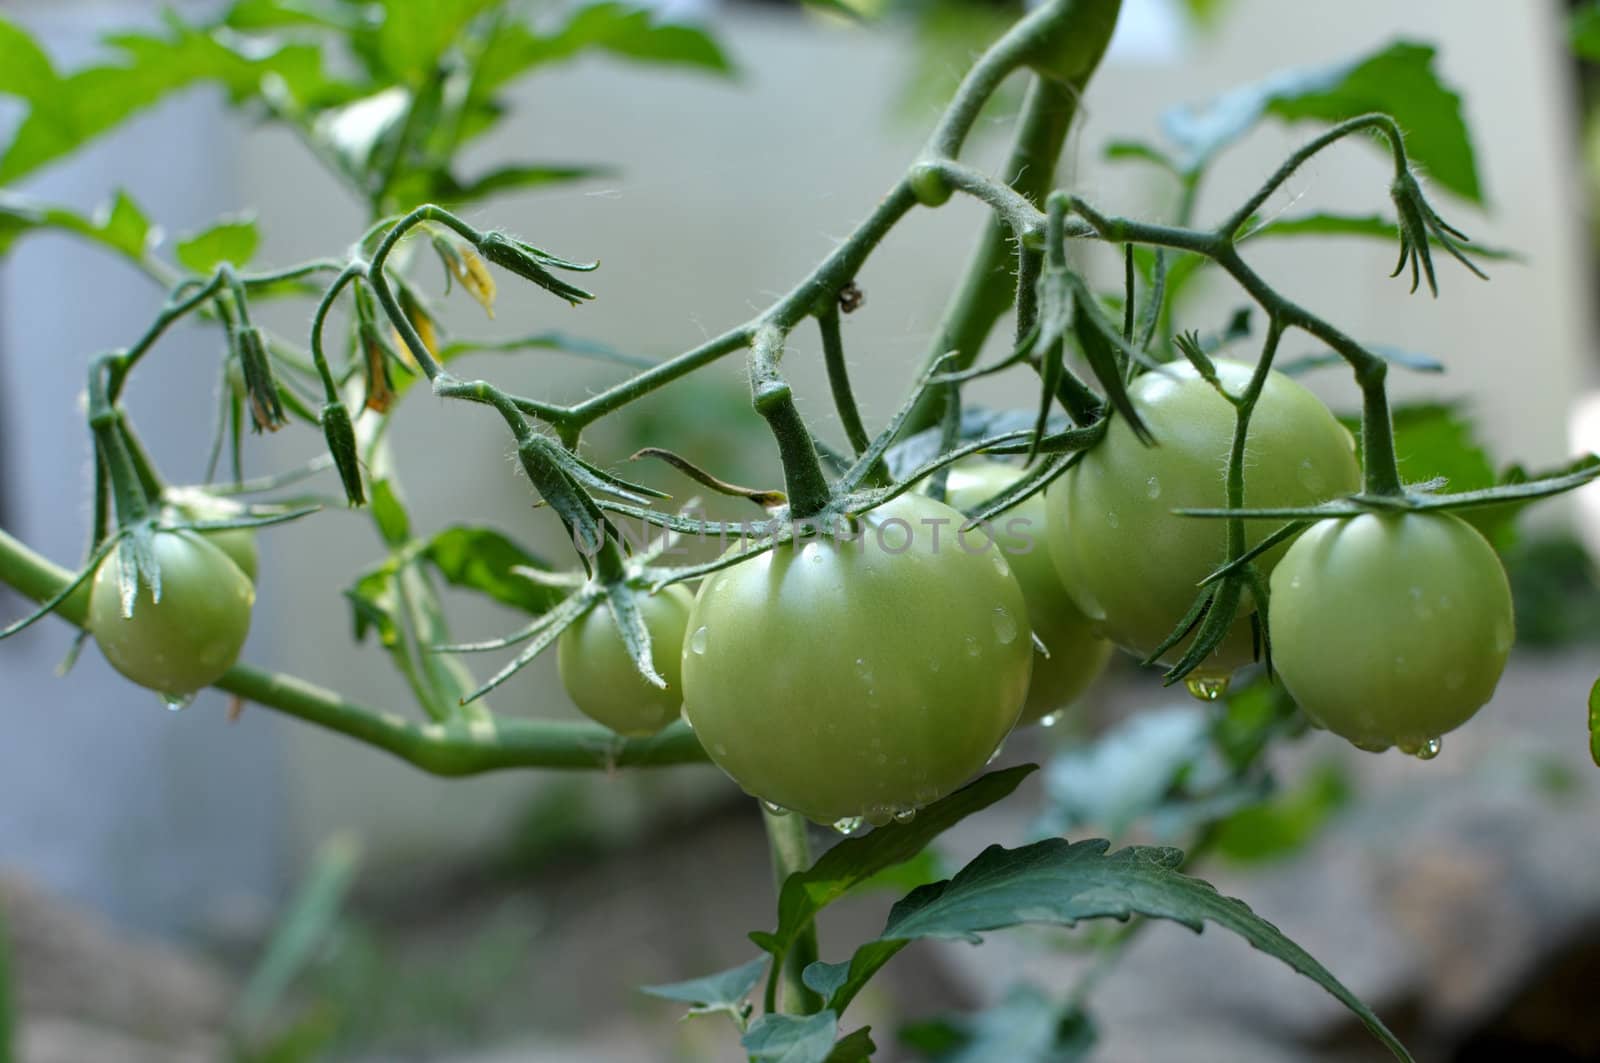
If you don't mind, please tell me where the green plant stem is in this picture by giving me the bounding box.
[0,527,709,773]
[761,805,824,1015]
[750,325,833,520]
[817,304,873,459]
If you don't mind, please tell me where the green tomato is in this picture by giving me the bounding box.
[932,460,1111,723]
[1046,358,1360,676]
[557,586,695,737]
[163,495,258,582]
[680,493,1032,826]
[88,529,255,697]
[1268,512,1514,754]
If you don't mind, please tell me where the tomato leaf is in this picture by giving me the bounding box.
[825,1026,876,1062]
[421,526,564,616]
[477,4,732,95]
[897,983,1096,1063]
[175,216,260,275]
[0,190,157,262]
[1038,707,1213,838]
[1572,2,1600,61]
[372,0,497,83]
[1163,41,1480,202]
[641,955,768,1022]
[742,1011,840,1063]
[858,839,1414,1061]
[368,479,412,547]
[1211,761,1350,864]
[751,765,1035,960]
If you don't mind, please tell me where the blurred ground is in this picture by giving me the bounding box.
[7,645,1599,1062]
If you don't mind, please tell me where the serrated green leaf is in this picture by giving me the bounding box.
[373,0,496,82]
[1163,41,1480,202]
[756,766,1035,961]
[641,955,768,1011]
[865,839,1412,1061]
[175,216,259,274]
[898,984,1095,1063]
[421,526,564,616]
[743,1011,840,1063]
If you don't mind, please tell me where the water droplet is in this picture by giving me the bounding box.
[1185,674,1230,702]
[1296,457,1325,493]
[864,804,895,827]
[1106,511,1120,529]
[991,608,1018,644]
[1408,586,1433,620]
[161,693,192,712]
[714,743,728,756]
[1414,736,1442,761]
[1289,574,1303,590]
[1438,593,1454,611]
[806,543,824,564]
[964,635,981,657]
[1351,737,1390,753]
[762,800,790,816]
[1145,475,1161,500]
[832,816,864,836]
[893,806,918,824]
[688,626,709,654]
[914,785,940,805]
[1038,711,1060,728]
[928,657,942,673]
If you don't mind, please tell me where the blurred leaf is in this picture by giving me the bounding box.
[0,14,346,183]
[1038,708,1213,837]
[345,562,401,649]
[223,0,367,33]
[421,526,565,615]
[478,3,732,94]
[899,984,1094,1063]
[642,955,768,1023]
[1177,0,1231,29]
[827,1027,877,1062]
[368,479,412,547]
[175,215,259,274]
[1573,2,1600,61]
[854,840,1412,1061]
[1504,534,1600,649]
[1212,761,1350,864]
[373,0,496,82]
[848,846,948,899]
[1163,41,1480,202]
[1246,212,1515,260]
[0,190,158,262]
[430,161,617,205]
[233,835,362,1036]
[1279,343,1444,377]
[1103,138,1182,175]
[743,1011,840,1063]
[750,766,1035,962]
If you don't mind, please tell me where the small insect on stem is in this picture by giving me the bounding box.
[838,282,865,314]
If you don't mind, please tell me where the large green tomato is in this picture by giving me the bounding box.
[88,529,255,697]
[680,493,1032,826]
[933,461,1111,723]
[557,585,695,736]
[1046,359,1360,676]
[1268,512,1514,754]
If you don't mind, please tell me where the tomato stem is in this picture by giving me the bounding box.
[761,803,824,1015]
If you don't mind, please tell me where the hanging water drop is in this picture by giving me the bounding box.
[161,693,193,713]
[1145,475,1161,500]
[991,607,1018,644]
[1106,510,1120,529]
[1185,674,1230,702]
[1413,737,1441,761]
[831,816,864,836]
[963,635,981,657]
[864,804,895,827]
[688,626,709,654]
[762,800,791,817]
[892,806,918,825]
[1038,711,1060,728]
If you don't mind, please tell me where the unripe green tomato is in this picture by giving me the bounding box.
[680,493,1032,826]
[1268,512,1514,754]
[557,586,695,737]
[163,495,259,582]
[1045,359,1360,677]
[931,460,1111,723]
[88,530,255,697]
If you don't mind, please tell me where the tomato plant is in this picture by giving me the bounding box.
[87,529,255,698]
[935,460,1111,723]
[1268,512,1515,754]
[680,493,1032,826]
[0,1,1597,1060]
[558,585,694,736]
[1046,358,1360,678]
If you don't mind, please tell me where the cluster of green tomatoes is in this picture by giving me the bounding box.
[557,359,1516,830]
[85,360,1515,830]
